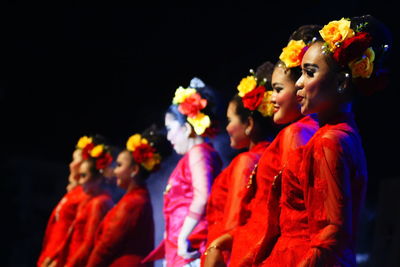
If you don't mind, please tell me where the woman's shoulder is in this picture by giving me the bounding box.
[91,192,114,208]
[188,142,221,160]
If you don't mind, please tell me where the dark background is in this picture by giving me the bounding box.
[0,5,399,267]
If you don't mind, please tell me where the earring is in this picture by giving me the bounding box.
[130,172,135,178]
[245,128,251,136]
[337,87,344,94]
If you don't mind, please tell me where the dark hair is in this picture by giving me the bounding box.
[166,77,219,137]
[255,61,274,90]
[230,95,276,142]
[276,24,323,82]
[84,157,103,179]
[350,15,392,95]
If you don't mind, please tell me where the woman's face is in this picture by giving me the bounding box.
[271,66,303,124]
[114,150,136,190]
[78,160,100,193]
[68,149,83,184]
[226,101,250,149]
[296,42,340,115]
[165,112,190,155]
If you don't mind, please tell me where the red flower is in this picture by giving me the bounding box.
[333,32,372,66]
[133,144,155,164]
[96,152,113,170]
[178,92,207,117]
[242,85,266,110]
[82,143,95,160]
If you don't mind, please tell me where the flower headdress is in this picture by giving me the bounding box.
[237,69,274,117]
[172,84,211,136]
[76,135,113,171]
[319,17,375,79]
[126,133,161,172]
[279,39,308,69]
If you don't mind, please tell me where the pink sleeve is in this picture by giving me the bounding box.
[188,145,214,219]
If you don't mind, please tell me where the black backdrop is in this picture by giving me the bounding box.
[0,5,398,267]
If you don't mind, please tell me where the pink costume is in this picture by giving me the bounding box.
[159,142,222,266]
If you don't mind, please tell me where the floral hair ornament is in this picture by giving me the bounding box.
[319,17,375,78]
[279,39,308,68]
[237,69,274,117]
[76,136,93,150]
[126,134,161,172]
[78,136,113,171]
[172,86,211,135]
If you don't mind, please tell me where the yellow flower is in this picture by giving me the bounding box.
[320,18,355,51]
[187,112,211,135]
[90,145,104,158]
[142,153,161,171]
[172,87,197,104]
[126,134,148,151]
[76,136,92,149]
[237,76,257,97]
[349,47,375,78]
[257,91,274,117]
[279,40,306,68]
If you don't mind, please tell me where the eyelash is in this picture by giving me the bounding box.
[303,69,315,77]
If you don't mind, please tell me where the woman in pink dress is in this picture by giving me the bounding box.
[145,77,222,267]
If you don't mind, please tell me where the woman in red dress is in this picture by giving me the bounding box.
[263,15,391,267]
[37,136,93,267]
[144,78,222,267]
[203,25,322,267]
[202,61,276,265]
[49,139,114,267]
[87,127,165,267]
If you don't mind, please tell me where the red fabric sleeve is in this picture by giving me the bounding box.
[301,133,353,266]
[223,154,257,233]
[86,197,145,267]
[67,197,113,267]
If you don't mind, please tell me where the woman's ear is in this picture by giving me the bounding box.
[245,116,254,136]
[130,163,140,178]
[184,122,195,138]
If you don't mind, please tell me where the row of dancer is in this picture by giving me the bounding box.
[37,14,392,267]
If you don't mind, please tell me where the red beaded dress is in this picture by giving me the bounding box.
[204,141,270,264]
[261,113,367,266]
[37,185,87,267]
[230,115,319,266]
[87,186,154,267]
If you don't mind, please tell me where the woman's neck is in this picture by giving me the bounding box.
[126,178,143,192]
[186,136,204,152]
[317,102,352,126]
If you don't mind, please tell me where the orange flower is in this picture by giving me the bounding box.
[320,18,355,51]
[279,40,307,68]
[237,76,257,97]
[257,91,274,117]
[349,47,375,78]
